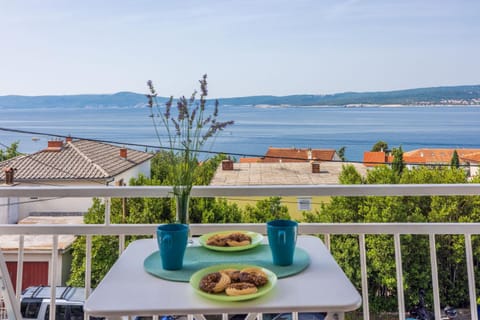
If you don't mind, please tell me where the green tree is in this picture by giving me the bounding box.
[200,198,243,223]
[243,197,290,223]
[68,199,120,288]
[371,140,389,152]
[317,164,478,312]
[337,146,346,161]
[450,150,460,168]
[305,164,366,306]
[392,146,405,176]
[0,141,20,161]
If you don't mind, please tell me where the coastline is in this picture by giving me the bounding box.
[1,105,480,162]
[252,103,480,109]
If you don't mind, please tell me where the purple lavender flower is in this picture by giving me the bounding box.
[145,74,234,201]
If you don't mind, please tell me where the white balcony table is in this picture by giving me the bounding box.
[84,235,362,320]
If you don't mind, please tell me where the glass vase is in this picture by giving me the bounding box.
[175,192,193,245]
[175,192,190,225]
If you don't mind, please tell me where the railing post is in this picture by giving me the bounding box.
[359,234,369,320]
[429,234,441,319]
[324,234,331,251]
[394,234,405,320]
[104,197,111,225]
[465,234,478,320]
[49,235,58,320]
[15,235,24,299]
[119,234,126,254]
[85,235,92,298]
[0,248,22,320]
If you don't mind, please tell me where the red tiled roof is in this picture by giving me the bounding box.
[403,148,480,164]
[363,151,389,167]
[239,157,262,163]
[460,151,480,163]
[0,139,153,181]
[262,147,336,163]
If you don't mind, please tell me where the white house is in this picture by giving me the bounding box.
[0,138,153,222]
[0,138,153,290]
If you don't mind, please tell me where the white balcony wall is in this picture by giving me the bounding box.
[16,181,99,220]
[14,161,150,220]
[2,184,480,320]
[108,160,151,186]
[0,197,18,224]
[470,162,479,177]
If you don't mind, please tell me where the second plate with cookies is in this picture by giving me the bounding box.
[198,230,263,252]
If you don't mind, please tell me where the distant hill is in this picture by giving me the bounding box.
[1,85,479,108]
[0,92,161,108]
[218,85,480,106]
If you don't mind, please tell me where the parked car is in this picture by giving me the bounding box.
[20,286,103,320]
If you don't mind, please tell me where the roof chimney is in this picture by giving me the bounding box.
[3,167,16,185]
[66,136,73,143]
[222,159,234,170]
[120,148,128,159]
[47,140,63,151]
[307,149,312,160]
[311,162,320,174]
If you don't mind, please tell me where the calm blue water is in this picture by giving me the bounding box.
[1,105,480,162]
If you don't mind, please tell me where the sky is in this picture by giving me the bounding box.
[1,0,479,98]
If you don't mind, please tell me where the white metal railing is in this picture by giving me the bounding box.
[1,184,480,320]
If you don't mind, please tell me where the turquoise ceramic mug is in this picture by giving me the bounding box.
[267,219,298,266]
[157,223,189,270]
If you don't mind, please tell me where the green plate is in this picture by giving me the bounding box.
[189,264,277,302]
[199,231,263,252]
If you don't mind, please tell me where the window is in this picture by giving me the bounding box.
[297,197,312,211]
[20,300,42,319]
[45,305,67,320]
[70,305,84,320]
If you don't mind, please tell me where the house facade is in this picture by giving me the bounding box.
[403,148,480,174]
[363,148,480,177]
[0,216,82,290]
[362,151,394,167]
[0,138,153,221]
[0,138,153,290]
[216,147,352,218]
[211,161,367,219]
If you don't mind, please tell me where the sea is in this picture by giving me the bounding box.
[1,104,480,162]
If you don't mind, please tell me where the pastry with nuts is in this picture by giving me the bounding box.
[198,267,270,296]
[206,232,252,247]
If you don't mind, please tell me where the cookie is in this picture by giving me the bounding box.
[199,272,232,293]
[225,282,258,296]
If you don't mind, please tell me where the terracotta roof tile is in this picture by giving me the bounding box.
[363,151,388,167]
[0,139,153,181]
[263,147,336,163]
[239,157,262,163]
[460,151,480,163]
[403,148,480,164]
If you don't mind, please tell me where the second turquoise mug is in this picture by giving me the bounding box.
[267,219,298,266]
[156,223,189,270]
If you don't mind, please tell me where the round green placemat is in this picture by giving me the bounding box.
[144,244,310,282]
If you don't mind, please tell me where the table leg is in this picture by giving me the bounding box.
[245,313,260,320]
